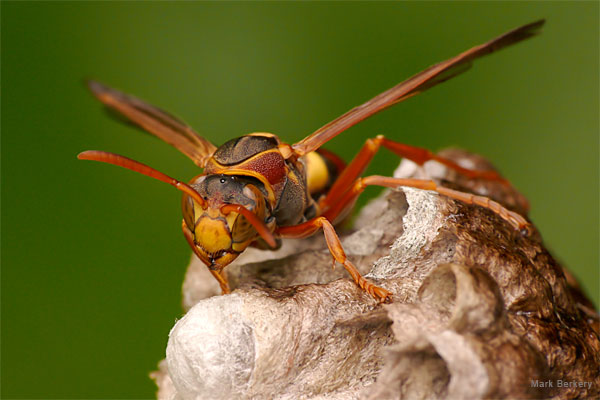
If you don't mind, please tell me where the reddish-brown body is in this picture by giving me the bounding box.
[78,20,543,302]
[206,133,310,227]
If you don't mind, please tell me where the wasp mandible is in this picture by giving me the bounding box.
[79,20,543,303]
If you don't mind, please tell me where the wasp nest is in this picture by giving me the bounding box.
[151,149,599,400]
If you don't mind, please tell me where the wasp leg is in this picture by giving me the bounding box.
[320,135,528,213]
[208,269,231,295]
[325,175,529,232]
[277,217,392,303]
[181,220,231,294]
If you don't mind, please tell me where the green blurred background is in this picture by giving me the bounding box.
[2,2,598,398]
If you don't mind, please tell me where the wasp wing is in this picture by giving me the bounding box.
[87,80,217,167]
[293,19,545,156]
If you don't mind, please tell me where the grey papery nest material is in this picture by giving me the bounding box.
[151,149,599,400]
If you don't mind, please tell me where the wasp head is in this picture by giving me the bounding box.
[182,174,274,269]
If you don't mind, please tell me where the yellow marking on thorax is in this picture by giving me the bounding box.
[247,132,278,139]
[305,152,329,194]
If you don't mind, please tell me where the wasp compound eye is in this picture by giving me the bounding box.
[182,194,195,231]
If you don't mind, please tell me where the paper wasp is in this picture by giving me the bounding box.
[79,20,543,303]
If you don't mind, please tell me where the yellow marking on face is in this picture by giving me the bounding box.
[225,212,239,232]
[305,152,329,193]
[194,217,232,253]
[193,201,206,220]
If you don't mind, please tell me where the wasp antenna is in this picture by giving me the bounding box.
[220,204,277,248]
[77,150,207,208]
[86,79,107,93]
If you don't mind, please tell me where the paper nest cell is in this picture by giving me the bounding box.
[151,149,600,400]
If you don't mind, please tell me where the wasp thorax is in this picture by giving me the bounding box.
[181,174,270,268]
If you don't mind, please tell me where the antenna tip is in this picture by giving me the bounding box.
[77,150,100,160]
[77,151,89,160]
